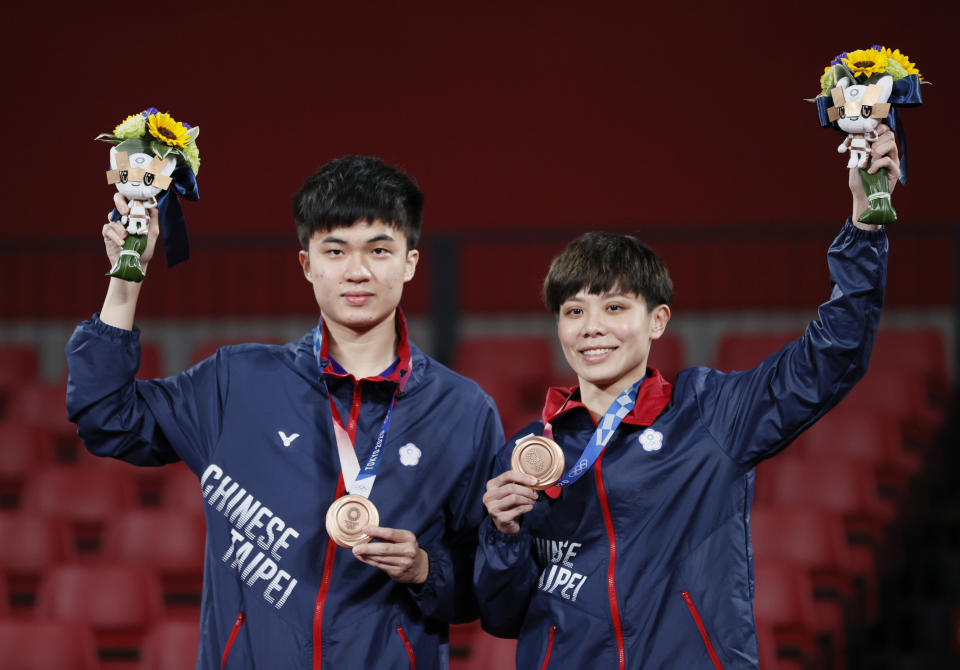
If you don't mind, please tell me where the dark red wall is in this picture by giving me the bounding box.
[1,2,955,318]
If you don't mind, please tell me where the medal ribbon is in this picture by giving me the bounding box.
[313,325,408,498]
[544,379,643,488]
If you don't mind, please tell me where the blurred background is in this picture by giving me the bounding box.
[1,1,958,668]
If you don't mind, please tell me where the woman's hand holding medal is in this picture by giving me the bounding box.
[483,470,540,535]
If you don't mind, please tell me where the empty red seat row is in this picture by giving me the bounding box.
[0,617,201,670]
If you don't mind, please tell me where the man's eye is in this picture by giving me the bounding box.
[607,304,622,311]
[325,249,343,256]
[372,247,389,255]
[564,307,582,316]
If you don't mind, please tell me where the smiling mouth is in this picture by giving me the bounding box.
[581,347,616,357]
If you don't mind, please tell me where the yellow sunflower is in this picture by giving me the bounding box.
[842,48,888,79]
[882,47,922,80]
[147,112,190,148]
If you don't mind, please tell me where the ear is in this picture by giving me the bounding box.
[159,155,177,176]
[875,75,894,103]
[298,249,312,283]
[403,248,420,283]
[648,304,671,340]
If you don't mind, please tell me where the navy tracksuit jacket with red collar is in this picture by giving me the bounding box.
[66,313,502,669]
[474,221,888,669]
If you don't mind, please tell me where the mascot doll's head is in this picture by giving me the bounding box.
[107,146,176,201]
[831,75,894,135]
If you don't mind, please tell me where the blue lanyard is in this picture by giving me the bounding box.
[313,325,404,493]
[556,379,643,488]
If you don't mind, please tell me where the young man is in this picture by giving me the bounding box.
[66,155,502,669]
[475,129,900,669]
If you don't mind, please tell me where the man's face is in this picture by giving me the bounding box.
[557,289,670,391]
[299,220,419,333]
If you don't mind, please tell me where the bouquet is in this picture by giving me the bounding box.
[813,47,925,225]
[95,108,200,281]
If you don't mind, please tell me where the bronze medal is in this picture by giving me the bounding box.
[511,435,565,490]
[325,494,380,548]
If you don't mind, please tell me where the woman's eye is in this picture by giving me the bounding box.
[606,304,623,312]
[565,307,582,316]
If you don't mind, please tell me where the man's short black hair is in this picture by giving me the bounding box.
[293,155,424,250]
[543,232,674,314]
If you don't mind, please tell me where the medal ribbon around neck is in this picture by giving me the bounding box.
[544,378,643,488]
[313,325,408,498]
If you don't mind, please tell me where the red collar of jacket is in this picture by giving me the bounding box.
[541,366,673,427]
[317,309,412,385]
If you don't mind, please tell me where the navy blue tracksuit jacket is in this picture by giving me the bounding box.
[474,221,888,669]
[66,313,502,669]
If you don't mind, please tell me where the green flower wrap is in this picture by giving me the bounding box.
[106,234,148,282]
[857,163,897,225]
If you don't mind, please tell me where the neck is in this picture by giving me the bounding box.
[323,312,400,379]
[579,369,646,422]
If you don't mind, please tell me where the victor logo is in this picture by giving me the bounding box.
[278,431,300,447]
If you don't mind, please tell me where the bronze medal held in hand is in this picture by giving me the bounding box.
[511,435,565,490]
[325,494,380,548]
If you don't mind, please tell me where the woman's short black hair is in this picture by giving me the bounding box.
[293,155,424,250]
[543,232,674,314]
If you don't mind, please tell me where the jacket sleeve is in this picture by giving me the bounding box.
[65,314,227,475]
[695,220,888,466]
[406,391,504,623]
[472,437,541,638]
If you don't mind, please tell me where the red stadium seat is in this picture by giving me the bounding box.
[36,563,163,661]
[104,509,205,613]
[104,508,204,574]
[713,331,797,372]
[22,466,138,554]
[869,328,948,382]
[755,458,894,618]
[0,344,39,418]
[648,332,686,384]
[453,335,560,436]
[160,463,204,515]
[6,381,72,433]
[752,505,853,664]
[0,574,8,618]
[0,423,54,506]
[139,620,201,670]
[753,558,822,668]
[0,620,100,670]
[0,513,68,612]
[790,408,922,501]
[137,340,166,380]
[449,621,517,670]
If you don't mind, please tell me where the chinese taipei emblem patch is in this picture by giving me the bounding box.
[638,428,663,452]
[398,443,422,466]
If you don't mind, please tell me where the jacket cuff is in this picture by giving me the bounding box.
[478,516,532,568]
[841,217,888,244]
[90,312,141,341]
[406,540,446,617]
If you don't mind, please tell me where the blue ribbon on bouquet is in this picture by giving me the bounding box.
[109,165,199,267]
[816,74,924,183]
